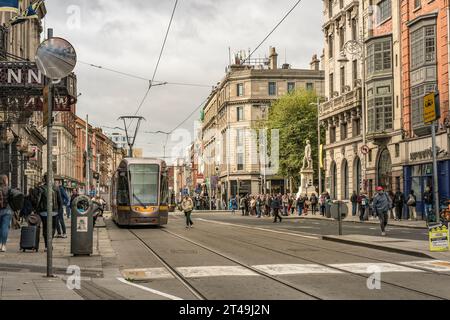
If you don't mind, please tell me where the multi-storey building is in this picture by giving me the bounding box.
[321,0,403,200]
[400,0,450,217]
[0,0,47,191]
[201,47,324,202]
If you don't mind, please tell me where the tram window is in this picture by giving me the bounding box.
[160,172,169,205]
[129,164,159,205]
[117,173,130,206]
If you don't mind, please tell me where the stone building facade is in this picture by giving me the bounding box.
[201,47,324,202]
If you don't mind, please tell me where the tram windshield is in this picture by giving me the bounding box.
[129,164,159,206]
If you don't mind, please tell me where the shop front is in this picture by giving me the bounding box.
[403,134,450,219]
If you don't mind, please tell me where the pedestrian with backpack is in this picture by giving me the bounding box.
[372,186,393,236]
[0,175,12,252]
[32,174,63,250]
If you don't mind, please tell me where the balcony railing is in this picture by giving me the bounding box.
[319,87,361,119]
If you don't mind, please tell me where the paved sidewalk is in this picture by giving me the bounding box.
[323,234,450,260]
[0,213,189,300]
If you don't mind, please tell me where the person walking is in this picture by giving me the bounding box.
[393,189,405,221]
[230,196,238,215]
[296,194,304,216]
[358,193,368,221]
[372,186,392,236]
[32,174,62,251]
[310,193,318,215]
[0,175,12,252]
[256,196,262,218]
[239,196,246,216]
[56,183,68,238]
[181,195,194,229]
[423,187,433,221]
[319,193,326,216]
[406,190,417,221]
[282,194,289,216]
[351,191,358,217]
[272,195,282,223]
[69,189,79,219]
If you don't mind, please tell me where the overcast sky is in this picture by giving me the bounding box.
[44,0,323,163]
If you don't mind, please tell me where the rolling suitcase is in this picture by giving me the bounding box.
[20,226,40,252]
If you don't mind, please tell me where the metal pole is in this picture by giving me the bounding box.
[317,97,322,196]
[46,27,54,278]
[431,122,440,223]
[85,115,89,196]
[338,202,342,236]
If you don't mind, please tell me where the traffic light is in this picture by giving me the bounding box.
[258,177,262,186]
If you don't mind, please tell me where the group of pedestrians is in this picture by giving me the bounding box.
[0,172,86,253]
[350,187,435,223]
[228,193,328,222]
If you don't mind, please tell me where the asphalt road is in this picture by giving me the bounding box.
[105,212,450,300]
[188,211,429,241]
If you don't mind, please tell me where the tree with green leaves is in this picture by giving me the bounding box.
[261,89,324,190]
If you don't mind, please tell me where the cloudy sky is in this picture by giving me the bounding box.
[44,0,323,163]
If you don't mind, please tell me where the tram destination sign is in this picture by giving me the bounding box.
[0,61,77,111]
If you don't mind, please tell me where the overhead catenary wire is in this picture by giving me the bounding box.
[129,0,179,128]
[241,0,303,65]
[78,60,211,88]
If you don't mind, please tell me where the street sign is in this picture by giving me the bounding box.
[36,37,77,80]
[424,92,440,124]
[24,169,37,176]
[361,145,370,155]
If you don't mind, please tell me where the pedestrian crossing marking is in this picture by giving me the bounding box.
[122,268,173,280]
[401,261,450,272]
[177,266,258,278]
[253,264,343,275]
[120,260,450,280]
[329,263,423,274]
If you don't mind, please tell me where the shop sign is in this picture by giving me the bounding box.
[429,224,449,252]
[410,146,447,161]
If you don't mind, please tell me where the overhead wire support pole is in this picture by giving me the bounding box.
[119,116,146,157]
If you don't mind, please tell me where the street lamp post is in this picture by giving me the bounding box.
[338,38,367,193]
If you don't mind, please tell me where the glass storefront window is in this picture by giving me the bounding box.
[412,165,422,177]
[411,177,422,202]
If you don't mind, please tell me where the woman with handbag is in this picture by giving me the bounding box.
[407,190,417,221]
[0,175,12,252]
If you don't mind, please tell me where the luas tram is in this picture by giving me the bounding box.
[111,158,169,227]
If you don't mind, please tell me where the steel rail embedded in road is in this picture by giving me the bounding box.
[159,228,323,300]
[197,218,449,277]
[191,222,448,300]
[127,229,207,301]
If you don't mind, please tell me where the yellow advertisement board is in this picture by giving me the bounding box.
[423,92,437,124]
[429,225,449,252]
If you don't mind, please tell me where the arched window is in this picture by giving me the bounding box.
[377,148,392,190]
[341,159,349,200]
[353,157,361,194]
[330,161,337,199]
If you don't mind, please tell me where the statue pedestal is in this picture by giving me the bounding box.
[299,168,316,196]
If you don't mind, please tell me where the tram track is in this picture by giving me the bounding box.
[182,222,449,300]
[127,229,207,300]
[195,217,450,277]
[127,228,323,300]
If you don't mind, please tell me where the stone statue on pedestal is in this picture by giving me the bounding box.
[302,139,313,170]
[298,139,315,198]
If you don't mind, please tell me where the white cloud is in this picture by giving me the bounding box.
[43,0,323,163]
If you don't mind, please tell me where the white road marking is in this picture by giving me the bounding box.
[116,277,183,300]
[401,260,450,272]
[177,266,258,278]
[121,268,173,280]
[253,264,343,275]
[329,263,423,274]
[196,218,320,239]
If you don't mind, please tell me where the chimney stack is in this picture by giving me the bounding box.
[310,54,321,71]
[269,47,278,70]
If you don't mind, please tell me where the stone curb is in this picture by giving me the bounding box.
[322,235,434,259]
